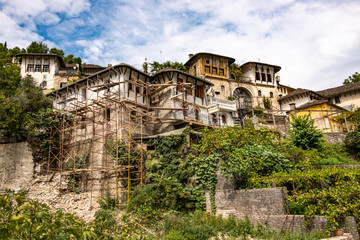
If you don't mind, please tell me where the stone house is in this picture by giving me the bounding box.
[317,82,360,111]
[184,52,287,111]
[13,53,104,94]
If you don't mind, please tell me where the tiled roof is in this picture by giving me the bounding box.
[82,64,105,69]
[240,62,281,73]
[184,52,236,66]
[295,100,348,111]
[317,82,360,98]
[278,88,314,101]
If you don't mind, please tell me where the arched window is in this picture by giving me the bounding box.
[221,85,225,92]
[258,90,262,97]
[221,114,227,125]
[270,92,274,98]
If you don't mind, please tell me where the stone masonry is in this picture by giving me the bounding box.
[0,142,34,190]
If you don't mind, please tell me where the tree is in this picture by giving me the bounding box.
[343,72,360,85]
[289,114,324,150]
[9,46,26,56]
[0,45,51,142]
[49,47,65,57]
[344,108,360,158]
[63,54,81,64]
[0,43,21,96]
[230,63,242,80]
[149,61,186,73]
[26,41,49,53]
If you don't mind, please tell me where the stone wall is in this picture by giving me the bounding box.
[211,174,359,240]
[242,215,358,240]
[0,142,34,189]
[325,132,346,143]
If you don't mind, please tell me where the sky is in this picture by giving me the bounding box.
[0,0,359,90]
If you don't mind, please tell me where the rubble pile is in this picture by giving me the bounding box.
[25,174,100,222]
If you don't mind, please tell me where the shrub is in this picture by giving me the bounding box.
[344,125,360,159]
[289,114,324,150]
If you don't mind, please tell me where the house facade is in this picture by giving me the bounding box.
[14,53,104,94]
[317,82,360,111]
[288,100,348,133]
[184,53,285,111]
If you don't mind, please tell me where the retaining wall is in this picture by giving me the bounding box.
[0,142,34,189]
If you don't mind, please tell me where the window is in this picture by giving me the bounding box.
[212,67,218,74]
[335,97,341,104]
[215,90,220,95]
[205,59,210,64]
[338,125,342,132]
[81,88,87,101]
[187,85,193,95]
[43,65,49,72]
[270,92,274,98]
[195,85,205,98]
[221,85,225,92]
[128,82,134,91]
[219,68,225,76]
[104,108,111,121]
[333,124,337,132]
[267,74,272,83]
[258,90,262,97]
[41,81,47,87]
[60,82,67,88]
[205,66,210,73]
[221,114,227,125]
[261,73,266,82]
[256,72,260,81]
[27,64,34,72]
[35,65,41,72]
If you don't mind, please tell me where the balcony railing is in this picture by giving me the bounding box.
[173,111,224,127]
[208,97,237,112]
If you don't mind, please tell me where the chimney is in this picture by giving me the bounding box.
[108,64,112,67]
[189,54,194,59]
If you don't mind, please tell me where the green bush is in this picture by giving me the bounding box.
[289,114,324,150]
[344,125,360,159]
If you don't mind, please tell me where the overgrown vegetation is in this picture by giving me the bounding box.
[0,191,325,240]
[2,118,359,238]
[0,43,52,143]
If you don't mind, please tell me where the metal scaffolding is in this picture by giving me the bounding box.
[46,68,190,208]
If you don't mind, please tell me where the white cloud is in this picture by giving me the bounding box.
[0,0,90,48]
[1,0,360,90]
